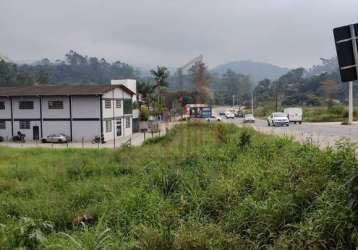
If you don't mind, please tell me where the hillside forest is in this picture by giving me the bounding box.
[0,52,356,108]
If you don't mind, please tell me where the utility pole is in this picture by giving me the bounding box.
[232,95,235,107]
[251,91,254,115]
[275,82,278,112]
[349,24,357,124]
[349,81,353,124]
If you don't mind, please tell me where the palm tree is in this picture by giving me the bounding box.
[137,80,155,109]
[150,66,170,92]
[150,66,170,119]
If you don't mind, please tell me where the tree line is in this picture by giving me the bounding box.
[0,50,138,86]
[1,51,352,109]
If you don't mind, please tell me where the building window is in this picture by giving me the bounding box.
[116,100,121,108]
[105,120,112,132]
[19,120,31,129]
[48,100,63,109]
[19,101,34,110]
[105,100,111,109]
[0,121,5,129]
[126,117,131,128]
[0,102,4,110]
[123,99,132,114]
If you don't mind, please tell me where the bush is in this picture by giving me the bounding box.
[0,123,357,249]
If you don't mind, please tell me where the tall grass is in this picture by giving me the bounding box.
[0,122,357,249]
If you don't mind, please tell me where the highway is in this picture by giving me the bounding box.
[214,107,358,148]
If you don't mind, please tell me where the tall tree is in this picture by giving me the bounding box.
[321,79,338,105]
[150,66,170,91]
[221,69,252,104]
[137,80,155,108]
[189,61,212,103]
[0,60,17,85]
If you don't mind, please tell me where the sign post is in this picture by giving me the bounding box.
[333,23,358,124]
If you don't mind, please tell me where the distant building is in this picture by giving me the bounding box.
[0,84,135,141]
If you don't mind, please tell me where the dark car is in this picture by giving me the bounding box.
[0,136,4,142]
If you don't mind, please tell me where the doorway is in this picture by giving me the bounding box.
[33,126,39,140]
[116,120,122,137]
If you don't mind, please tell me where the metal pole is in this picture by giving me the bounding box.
[275,82,278,112]
[112,90,116,149]
[251,91,254,115]
[232,95,235,107]
[350,24,357,124]
[349,81,353,124]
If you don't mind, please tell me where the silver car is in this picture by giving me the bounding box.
[42,134,70,143]
[243,114,255,123]
[267,112,289,127]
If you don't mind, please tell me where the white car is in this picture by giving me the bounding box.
[225,112,235,119]
[267,112,289,127]
[243,114,255,123]
[206,115,222,122]
[42,134,71,143]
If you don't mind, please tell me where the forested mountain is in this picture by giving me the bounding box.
[0,50,139,86]
[254,67,357,107]
[211,60,290,82]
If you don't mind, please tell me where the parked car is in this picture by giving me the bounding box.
[284,107,303,124]
[267,112,289,127]
[42,134,70,143]
[243,114,255,123]
[235,110,244,118]
[225,111,235,119]
[0,136,4,142]
[219,112,225,116]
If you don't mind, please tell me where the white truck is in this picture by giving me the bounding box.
[284,107,303,124]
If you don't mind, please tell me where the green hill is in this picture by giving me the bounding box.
[211,61,290,82]
[0,123,357,249]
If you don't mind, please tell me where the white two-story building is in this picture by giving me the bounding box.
[0,84,135,141]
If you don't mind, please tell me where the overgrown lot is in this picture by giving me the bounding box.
[0,122,358,249]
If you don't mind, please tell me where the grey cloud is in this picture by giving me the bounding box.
[1,0,358,69]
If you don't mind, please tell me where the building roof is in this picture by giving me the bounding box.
[0,84,135,97]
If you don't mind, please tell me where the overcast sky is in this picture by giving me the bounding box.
[1,0,358,69]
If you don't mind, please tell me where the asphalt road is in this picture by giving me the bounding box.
[214,107,358,148]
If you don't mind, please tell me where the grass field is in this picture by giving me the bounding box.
[0,122,358,249]
[303,106,358,122]
[255,105,358,122]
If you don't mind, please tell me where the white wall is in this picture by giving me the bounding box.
[72,96,100,118]
[123,116,132,136]
[12,97,40,119]
[72,121,100,141]
[101,88,133,139]
[13,120,41,140]
[111,79,136,102]
[0,91,134,141]
[0,97,11,119]
[42,121,70,137]
[42,97,70,118]
[0,121,12,140]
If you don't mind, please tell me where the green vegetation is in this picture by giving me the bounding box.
[303,106,358,122]
[254,105,358,123]
[0,123,358,249]
[0,51,137,86]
